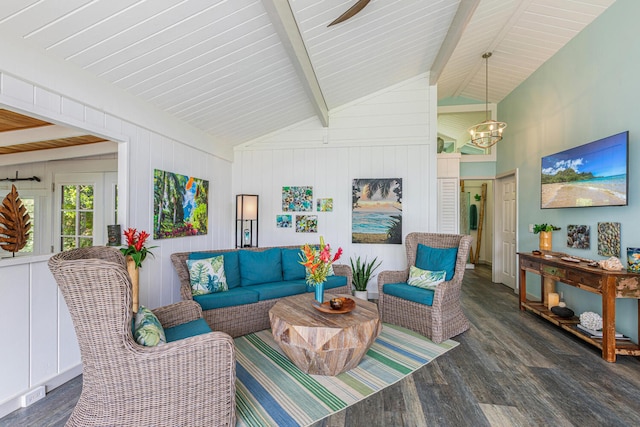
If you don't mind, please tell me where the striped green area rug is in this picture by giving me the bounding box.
[234,323,459,427]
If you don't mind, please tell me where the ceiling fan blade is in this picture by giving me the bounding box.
[327,0,371,27]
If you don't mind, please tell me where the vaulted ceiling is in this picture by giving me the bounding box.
[0,0,616,154]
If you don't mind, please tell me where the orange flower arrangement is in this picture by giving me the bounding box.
[299,236,343,286]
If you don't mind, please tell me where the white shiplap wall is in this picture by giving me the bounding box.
[233,75,438,291]
[0,71,234,417]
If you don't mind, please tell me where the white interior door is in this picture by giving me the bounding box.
[494,173,517,289]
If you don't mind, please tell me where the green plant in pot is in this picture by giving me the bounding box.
[533,224,561,252]
[350,256,382,300]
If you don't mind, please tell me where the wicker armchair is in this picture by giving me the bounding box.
[48,246,236,427]
[377,233,473,343]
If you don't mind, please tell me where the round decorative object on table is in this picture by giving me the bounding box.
[312,297,356,314]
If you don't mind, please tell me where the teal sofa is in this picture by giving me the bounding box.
[171,246,352,337]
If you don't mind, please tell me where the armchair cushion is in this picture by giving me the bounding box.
[407,266,446,290]
[383,283,435,306]
[164,318,212,342]
[187,255,228,295]
[415,244,458,280]
[134,305,166,346]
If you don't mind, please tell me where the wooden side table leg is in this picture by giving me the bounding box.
[602,277,616,362]
[519,266,527,310]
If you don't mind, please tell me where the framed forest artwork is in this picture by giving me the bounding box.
[153,169,209,239]
[352,178,402,244]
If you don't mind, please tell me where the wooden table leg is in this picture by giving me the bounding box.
[602,277,616,362]
[519,265,527,310]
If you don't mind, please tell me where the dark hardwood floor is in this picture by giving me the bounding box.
[3,265,640,426]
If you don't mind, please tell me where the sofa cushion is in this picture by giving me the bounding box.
[186,255,228,295]
[415,244,458,281]
[282,248,306,280]
[164,318,212,342]
[250,281,308,301]
[238,248,283,286]
[305,275,347,292]
[134,306,166,346]
[407,266,446,290]
[383,283,435,306]
[189,251,241,289]
[194,288,260,310]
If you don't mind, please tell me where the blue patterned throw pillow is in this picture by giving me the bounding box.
[134,305,166,347]
[407,266,447,290]
[186,255,228,295]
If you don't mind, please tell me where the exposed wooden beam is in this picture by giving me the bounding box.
[429,0,481,85]
[262,0,329,127]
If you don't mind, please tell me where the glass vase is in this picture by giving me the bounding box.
[314,281,325,303]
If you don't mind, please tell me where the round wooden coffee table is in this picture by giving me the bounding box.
[269,292,381,376]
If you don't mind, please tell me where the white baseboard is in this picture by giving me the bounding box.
[0,364,82,419]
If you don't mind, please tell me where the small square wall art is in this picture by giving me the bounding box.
[295,215,318,233]
[276,215,292,228]
[317,198,333,212]
[282,186,313,212]
[567,225,590,249]
[597,222,620,257]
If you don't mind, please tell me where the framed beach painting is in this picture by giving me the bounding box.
[153,169,208,239]
[352,178,402,244]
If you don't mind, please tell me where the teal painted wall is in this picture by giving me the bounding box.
[460,162,496,178]
[497,0,640,341]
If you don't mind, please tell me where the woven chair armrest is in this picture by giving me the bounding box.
[132,331,235,362]
[378,269,408,286]
[333,264,353,289]
[152,300,203,328]
[431,279,463,307]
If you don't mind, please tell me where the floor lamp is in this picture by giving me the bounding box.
[236,194,258,248]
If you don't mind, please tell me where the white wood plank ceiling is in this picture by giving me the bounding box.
[0,0,616,151]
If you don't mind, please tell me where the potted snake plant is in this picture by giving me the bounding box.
[350,256,382,300]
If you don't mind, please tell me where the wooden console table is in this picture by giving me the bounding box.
[518,252,640,362]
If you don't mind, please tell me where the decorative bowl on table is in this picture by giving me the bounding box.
[312,297,356,314]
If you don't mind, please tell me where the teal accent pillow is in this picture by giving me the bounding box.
[238,248,283,286]
[134,306,166,346]
[415,244,458,281]
[282,248,306,280]
[186,255,228,295]
[407,266,447,290]
[189,251,240,288]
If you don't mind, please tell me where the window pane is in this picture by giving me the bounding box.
[61,211,76,235]
[61,237,76,251]
[79,185,93,209]
[62,185,77,210]
[79,237,93,248]
[19,198,35,253]
[79,212,93,236]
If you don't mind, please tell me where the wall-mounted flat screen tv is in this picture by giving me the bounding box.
[541,131,628,209]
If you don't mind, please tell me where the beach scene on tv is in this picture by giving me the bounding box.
[541,132,627,208]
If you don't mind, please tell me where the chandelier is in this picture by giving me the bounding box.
[468,52,507,148]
